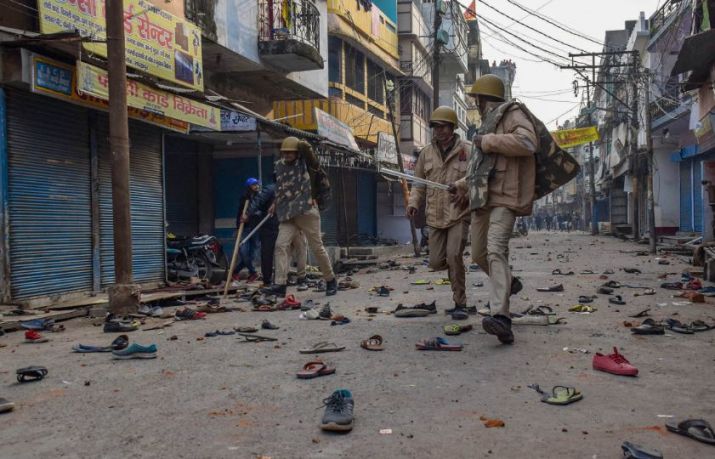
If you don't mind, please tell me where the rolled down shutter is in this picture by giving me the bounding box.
[97,118,165,286]
[693,160,703,233]
[680,160,693,232]
[6,90,92,299]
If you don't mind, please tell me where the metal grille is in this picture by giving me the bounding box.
[6,90,93,299]
[258,0,320,48]
[97,118,165,286]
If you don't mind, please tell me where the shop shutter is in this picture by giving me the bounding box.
[680,160,693,232]
[610,183,628,225]
[97,118,165,286]
[6,90,92,299]
[320,167,340,246]
[693,160,703,233]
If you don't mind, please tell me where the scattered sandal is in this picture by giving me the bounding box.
[623,268,642,274]
[690,320,714,332]
[569,304,596,313]
[296,360,336,379]
[360,335,384,351]
[537,284,564,292]
[630,319,665,335]
[629,308,650,318]
[634,288,656,297]
[299,341,345,354]
[665,318,694,334]
[16,366,48,383]
[578,295,595,304]
[621,441,663,459]
[552,269,574,276]
[609,295,626,305]
[528,384,583,405]
[665,419,715,446]
[415,337,462,351]
[598,287,614,295]
[443,324,473,336]
[261,320,280,330]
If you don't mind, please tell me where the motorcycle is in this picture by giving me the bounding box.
[166,233,228,285]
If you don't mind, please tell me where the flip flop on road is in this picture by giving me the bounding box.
[552,269,575,276]
[665,419,715,445]
[16,366,48,383]
[602,281,622,289]
[443,324,473,336]
[569,304,597,313]
[72,334,129,353]
[360,335,384,351]
[528,384,583,405]
[578,295,596,304]
[609,295,626,305]
[299,342,346,354]
[666,318,694,334]
[691,320,715,332]
[598,287,614,295]
[410,279,430,285]
[629,308,651,318]
[634,288,656,297]
[623,268,642,274]
[621,441,663,459]
[631,319,665,335]
[415,337,463,351]
[537,284,564,292]
[237,333,278,343]
[296,360,336,379]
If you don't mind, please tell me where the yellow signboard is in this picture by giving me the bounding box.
[551,126,600,149]
[77,62,219,130]
[39,0,203,91]
[31,55,189,133]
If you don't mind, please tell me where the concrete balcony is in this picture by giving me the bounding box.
[398,0,431,50]
[258,0,323,71]
[648,0,691,48]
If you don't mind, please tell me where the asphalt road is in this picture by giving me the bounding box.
[1,231,714,458]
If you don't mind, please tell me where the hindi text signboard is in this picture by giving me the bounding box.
[314,107,359,151]
[551,126,600,149]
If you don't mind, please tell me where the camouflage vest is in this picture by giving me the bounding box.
[466,101,581,211]
[274,158,313,222]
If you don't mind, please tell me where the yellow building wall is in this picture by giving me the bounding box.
[327,0,399,65]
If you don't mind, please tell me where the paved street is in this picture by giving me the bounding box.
[1,231,714,458]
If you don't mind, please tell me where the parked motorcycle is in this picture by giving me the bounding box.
[166,233,228,285]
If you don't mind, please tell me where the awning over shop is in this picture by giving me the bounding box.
[671,29,715,91]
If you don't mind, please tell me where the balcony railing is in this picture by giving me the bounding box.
[649,0,685,37]
[259,0,320,48]
[258,0,322,71]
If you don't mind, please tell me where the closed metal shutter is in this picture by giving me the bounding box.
[680,160,693,232]
[164,137,198,237]
[320,167,340,246]
[610,181,628,225]
[356,171,376,238]
[6,90,92,299]
[693,160,703,233]
[97,118,165,285]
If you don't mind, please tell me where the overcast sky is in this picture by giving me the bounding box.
[466,0,662,129]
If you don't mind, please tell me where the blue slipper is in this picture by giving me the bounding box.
[20,319,55,331]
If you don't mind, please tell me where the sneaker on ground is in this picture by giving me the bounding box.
[24,330,49,343]
[260,284,287,297]
[592,347,638,376]
[326,278,338,297]
[320,389,354,432]
[103,321,138,333]
[112,343,158,360]
[482,315,514,344]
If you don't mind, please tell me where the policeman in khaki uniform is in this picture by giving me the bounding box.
[451,74,539,345]
[407,107,472,319]
[262,137,337,297]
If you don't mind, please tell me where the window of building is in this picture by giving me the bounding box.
[346,93,365,109]
[367,60,385,104]
[400,86,412,114]
[345,44,365,94]
[368,105,385,119]
[328,37,342,84]
[329,87,343,99]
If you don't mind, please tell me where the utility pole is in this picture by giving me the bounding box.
[630,51,640,239]
[585,84,598,235]
[432,0,442,108]
[384,79,421,257]
[643,69,657,254]
[106,0,138,314]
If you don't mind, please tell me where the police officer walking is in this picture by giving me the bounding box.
[407,106,472,320]
[452,74,539,344]
[262,137,337,297]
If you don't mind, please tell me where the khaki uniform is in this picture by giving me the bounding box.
[409,135,471,306]
[291,231,307,278]
[273,147,334,286]
[456,104,538,317]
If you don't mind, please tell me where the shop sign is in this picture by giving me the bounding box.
[221,111,256,131]
[314,107,359,151]
[39,0,203,91]
[551,126,600,149]
[31,54,189,133]
[376,132,398,165]
[77,61,219,130]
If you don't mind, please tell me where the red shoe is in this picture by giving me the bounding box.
[277,294,302,310]
[247,273,259,283]
[593,347,638,376]
[24,330,49,343]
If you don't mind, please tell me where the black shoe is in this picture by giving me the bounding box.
[260,284,287,297]
[326,278,338,296]
[320,389,354,432]
[510,277,523,296]
[296,276,307,285]
[451,306,469,321]
[319,303,332,320]
[103,321,137,333]
[415,300,437,314]
[482,315,514,344]
[445,304,476,315]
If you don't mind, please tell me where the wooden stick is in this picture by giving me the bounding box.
[223,200,250,298]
